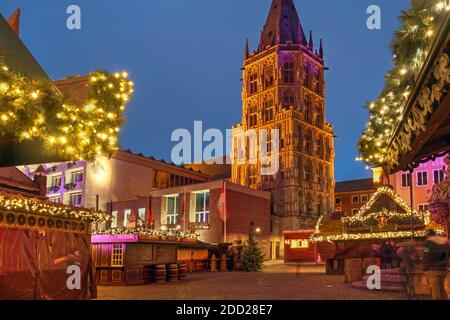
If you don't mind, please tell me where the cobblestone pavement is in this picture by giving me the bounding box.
[97,261,406,300]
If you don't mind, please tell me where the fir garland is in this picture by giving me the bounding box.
[358,1,449,166]
[0,60,134,162]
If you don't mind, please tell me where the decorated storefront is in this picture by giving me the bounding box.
[91,228,202,285]
[0,193,109,299]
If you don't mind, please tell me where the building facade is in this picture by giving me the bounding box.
[389,155,447,212]
[18,149,209,211]
[231,0,335,232]
[111,180,276,259]
[334,178,374,216]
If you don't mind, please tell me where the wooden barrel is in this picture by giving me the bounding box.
[153,264,167,284]
[167,264,179,282]
[178,263,188,279]
[344,259,363,283]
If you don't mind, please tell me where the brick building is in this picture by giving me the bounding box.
[334,178,374,216]
[110,180,276,260]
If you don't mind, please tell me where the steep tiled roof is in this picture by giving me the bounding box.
[335,178,374,193]
[259,0,307,50]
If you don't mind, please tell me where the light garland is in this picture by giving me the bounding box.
[93,227,200,241]
[0,60,134,162]
[342,186,429,224]
[358,1,449,167]
[0,194,109,222]
[311,230,430,243]
[311,186,438,242]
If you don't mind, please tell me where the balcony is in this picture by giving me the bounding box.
[64,183,77,191]
[47,186,60,193]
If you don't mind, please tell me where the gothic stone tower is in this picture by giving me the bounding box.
[231,0,335,232]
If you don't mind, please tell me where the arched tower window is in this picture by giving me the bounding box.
[249,72,258,95]
[264,68,274,89]
[304,97,312,122]
[283,61,295,84]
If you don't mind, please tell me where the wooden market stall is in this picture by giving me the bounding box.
[0,192,108,300]
[91,229,205,285]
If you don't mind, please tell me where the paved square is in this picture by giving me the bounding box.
[97,262,406,300]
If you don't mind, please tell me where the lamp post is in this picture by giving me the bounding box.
[249,221,261,242]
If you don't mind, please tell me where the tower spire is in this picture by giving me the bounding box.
[7,8,20,37]
[308,30,314,51]
[244,39,249,59]
[258,0,307,50]
[319,39,324,59]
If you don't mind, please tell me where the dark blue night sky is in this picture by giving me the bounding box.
[1,0,410,181]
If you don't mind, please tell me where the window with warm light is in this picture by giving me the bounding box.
[123,209,132,227]
[165,195,179,225]
[290,239,309,249]
[138,208,146,225]
[194,191,210,223]
[111,211,118,228]
[111,244,124,267]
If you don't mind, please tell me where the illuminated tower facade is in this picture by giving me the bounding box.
[231,0,335,231]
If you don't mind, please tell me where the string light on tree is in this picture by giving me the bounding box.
[0,59,134,162]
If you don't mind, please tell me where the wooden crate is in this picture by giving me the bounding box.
[344,259,363,283]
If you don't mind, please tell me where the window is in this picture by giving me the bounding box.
[361,194,369,203]
[111,244,124,267]
[264,69,274,88]
[335,197,342,205]
[304,98,312,122]
[248,105,258,127]
[283,94,295,107]
[266,130,272,155]
[50,175,62,188]
[194,191,210,223]
[305,131,312,153]
[283,61,295,84]
[138,208,146,226]
[290,239,309,249]
[70,192,82,206]
[418,204,429,211]
[352,208,359,215]
[351,195,359,204]
[111,211,118,228]
[417,171,428,186]
[123,209,132,227]
[71,171,83,184]
[249,73,258,94]
[401,173,411,188]
[433,169,445,184]
[49,196,61,204]
[165,195,179,225]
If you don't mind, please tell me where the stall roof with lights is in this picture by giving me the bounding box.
[311,187,442,242]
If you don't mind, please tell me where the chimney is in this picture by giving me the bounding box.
[33,165,47,197]
[7,8,21,37]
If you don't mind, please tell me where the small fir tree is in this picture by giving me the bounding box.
[242,238,265,272]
